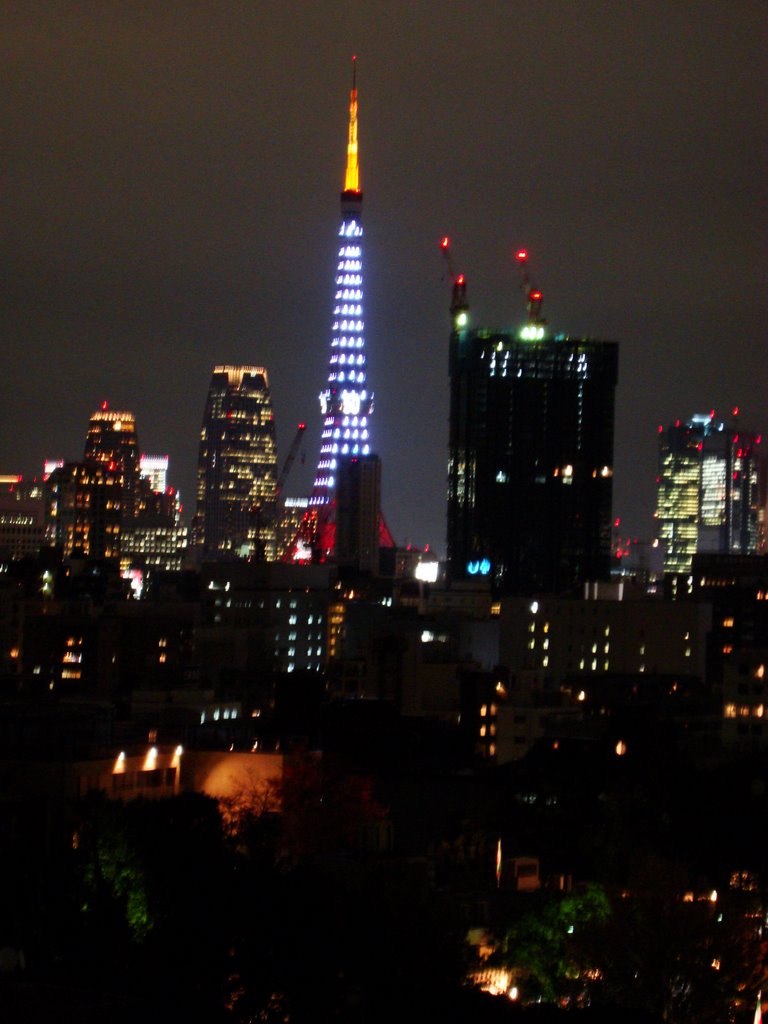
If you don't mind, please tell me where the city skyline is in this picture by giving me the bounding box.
[0,4,765,553]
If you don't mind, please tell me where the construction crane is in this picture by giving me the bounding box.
[439,236,469,328]
[515,248,545,327]
[276,422,306,496]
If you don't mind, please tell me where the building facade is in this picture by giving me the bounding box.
[657,413,761,575]
[447,325,618,595]
[192,365,278,561]
[0,476,46,560]
[335,454,381,574]
[84,403,141,521]
[45,461,122,559]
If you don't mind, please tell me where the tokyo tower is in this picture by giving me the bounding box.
[294,58,393,563]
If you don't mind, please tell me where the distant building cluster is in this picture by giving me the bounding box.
[655,411,762,577]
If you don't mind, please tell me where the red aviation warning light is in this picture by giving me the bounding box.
[440,236,469,325]
[515,247,545,331]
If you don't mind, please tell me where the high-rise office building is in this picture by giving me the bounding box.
[335,454,381,574]
[192,365,278,561]
[656,412,760,574]
[84,403,141,520]
[46,461,122,559]
[121,470,188,574]
[0,476,46,559]
[140,455,168,494]
[446,267,618,595]
[295,59,394,564]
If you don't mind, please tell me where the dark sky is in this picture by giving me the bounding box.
[1,3,765,552]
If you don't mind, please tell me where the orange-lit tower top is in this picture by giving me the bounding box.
[343,56,360,196]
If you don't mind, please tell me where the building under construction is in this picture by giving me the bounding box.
[443,242,618,595]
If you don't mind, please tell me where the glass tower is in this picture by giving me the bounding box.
[657,412,761,575]
[193,365,278,561]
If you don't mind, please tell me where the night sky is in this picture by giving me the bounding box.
[1,3,765,553]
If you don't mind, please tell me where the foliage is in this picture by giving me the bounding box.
[586,856,768,1023]
[498,884,610,1001]
[77,792,152,941]
[221,751,387,866]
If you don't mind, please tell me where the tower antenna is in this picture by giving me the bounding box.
[344,55,360,195]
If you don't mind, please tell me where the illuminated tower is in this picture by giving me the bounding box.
[192,365,278,561]
[303,58,373,561]
[84,402,141,519]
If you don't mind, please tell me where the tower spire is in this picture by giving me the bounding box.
[343,55,360,195]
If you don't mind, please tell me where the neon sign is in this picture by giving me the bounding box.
[467,558,491,576]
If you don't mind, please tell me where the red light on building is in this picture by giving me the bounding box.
[440,236,449,249]
[457,274,465,285]
[516,249,528,262]
[530,290,542,301]
[733,406,739,417]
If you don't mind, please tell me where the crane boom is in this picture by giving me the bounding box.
[515,249,544,326]
[440,236,469,324]
[277,422,306,495]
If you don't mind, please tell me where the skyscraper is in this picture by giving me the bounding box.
[335,453,381,574]
[84,402,141,520]
[446,268,618,595]
[46,460,121,559]
[140,455,168,494]
[192,365,278,561]
[656,412,761,575]
[297,59,379,563]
